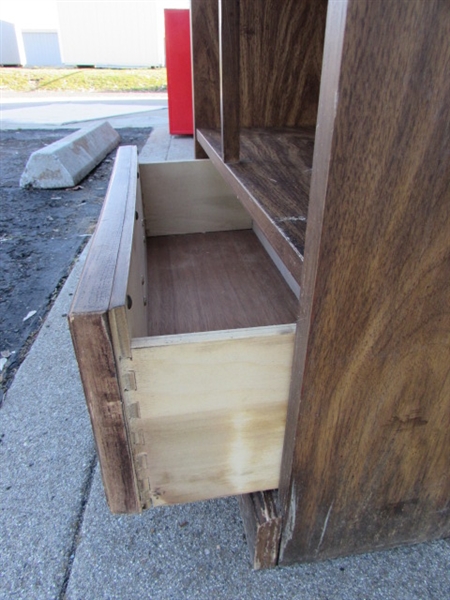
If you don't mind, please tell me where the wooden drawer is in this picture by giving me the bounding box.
[69,146,298,513]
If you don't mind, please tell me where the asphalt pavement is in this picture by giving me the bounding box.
[0,94,449,600]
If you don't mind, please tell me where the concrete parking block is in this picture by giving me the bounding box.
[19,122,120,189]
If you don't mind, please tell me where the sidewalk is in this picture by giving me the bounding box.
[0,92,169,130]
[0,91,193,162]
[0,96,449,600]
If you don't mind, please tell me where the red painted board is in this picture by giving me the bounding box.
[164,9,194,135]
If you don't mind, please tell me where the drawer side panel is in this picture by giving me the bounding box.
[127,326,295,506]
[139,160,252,236]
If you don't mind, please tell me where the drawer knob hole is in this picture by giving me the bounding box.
[135,211,139,221]
[126,295,133,310]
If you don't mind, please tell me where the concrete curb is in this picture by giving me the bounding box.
[19,122,120,189]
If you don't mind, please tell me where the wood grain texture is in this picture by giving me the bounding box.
[146,230,298,336]
[69,146,136,315]
[240,0,327,128]
[219,0,240,162]
[108,150,147,359]
[191,0,326,155]
[139,160,251,236]
[123,170,148,341]
[191,0,221,158]
[68,146,141,514]
[280,0,450,564]
[69,313,140,514]
[106,163,151,507]
[239,491,282,569]
[253,223,300,299]
[198,127,314,283]
[127,325,296,505]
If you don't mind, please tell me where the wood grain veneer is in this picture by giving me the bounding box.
[69,147,140,514]
[280,0,450,564]
[191,0,327,157]
[240,0,327,128]
[219,0,240,162]
[191,0,221,158]
[197,127,314,283]
[146,230,298,336]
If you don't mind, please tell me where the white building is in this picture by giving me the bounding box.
[0,0,189,67]
[0,1,61,66]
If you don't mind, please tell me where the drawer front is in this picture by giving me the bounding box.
[69,146,141,514]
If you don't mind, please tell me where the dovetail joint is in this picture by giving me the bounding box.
[123,370,137,392]
[135,452,148,472]
[131,430,145,446]
[127,402,141,419]
[135,453,152,508]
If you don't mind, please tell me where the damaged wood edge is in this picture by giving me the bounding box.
[68,146,142,514]
[68,311,141,514]
[108,306,153,511]
[106,149,152,511]
[238,490,282,569]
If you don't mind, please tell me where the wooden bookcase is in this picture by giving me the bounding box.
[192,0,327,284]
[69,0,449,571]
[191,0,450,567]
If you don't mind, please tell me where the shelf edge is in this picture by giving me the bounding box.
[197,128,304,285]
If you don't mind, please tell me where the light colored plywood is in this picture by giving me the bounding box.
[124,172,148,339]
[108,157,148,362]
[127,325,296,506]
[139,159,252,236]
[132,323,295,349]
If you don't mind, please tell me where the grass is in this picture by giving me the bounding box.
[0,67,167,93]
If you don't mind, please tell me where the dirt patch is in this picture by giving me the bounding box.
[0,127,151,401]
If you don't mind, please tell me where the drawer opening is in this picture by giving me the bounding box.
[137,159,299,338]
[146,230,297,337]
[70,147,298,513]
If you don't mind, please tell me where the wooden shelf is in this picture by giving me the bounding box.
[197,127,315,284]
[146,229,298,336]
